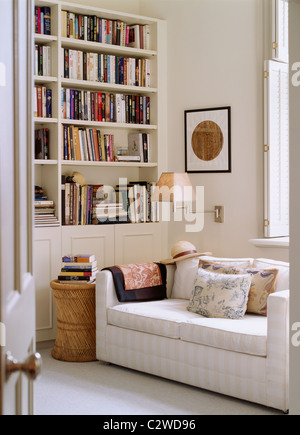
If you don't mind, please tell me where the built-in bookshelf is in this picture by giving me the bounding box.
[34,0,167,342]
[34,0,167,229]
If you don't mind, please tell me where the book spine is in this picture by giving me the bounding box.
[58,276,93,281]
[46,89,52,118]
[43,7,51,36]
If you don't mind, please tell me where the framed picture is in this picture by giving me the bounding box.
[184,106,231,173]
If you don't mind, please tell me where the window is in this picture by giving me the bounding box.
[264,0,289,238]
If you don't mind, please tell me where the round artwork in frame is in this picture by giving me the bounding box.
[184,106,231,173]
[191,120,224,162]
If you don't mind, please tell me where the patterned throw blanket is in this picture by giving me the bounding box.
[103,262,167,302]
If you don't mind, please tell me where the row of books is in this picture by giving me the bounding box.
[63,48,151,88]
[61,180,159,226]
[61,11,151,50]
[116,182,159,224]
[58,254,98,284]
[35,7,51,36]
[61,182,107,226]
[63,126,115,162]
[34,86,52,118]
[35,44,51,77]
[35,128,50,160]
[61,89,150,125]
[35,186,59,227]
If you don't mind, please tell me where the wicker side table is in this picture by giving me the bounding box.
[50,280,96,362]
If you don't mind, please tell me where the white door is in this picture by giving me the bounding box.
[0,0,40,415]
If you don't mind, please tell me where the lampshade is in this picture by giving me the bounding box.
[152,172,195,202]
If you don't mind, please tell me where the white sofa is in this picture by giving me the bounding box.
[96,256,289,412]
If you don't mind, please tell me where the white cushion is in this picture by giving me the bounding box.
[253,258,289,292]
[171,256,254,300]
[180,314,268,356]
[107,298,267,357]
[171,257,200,300]
[108,299,190,339]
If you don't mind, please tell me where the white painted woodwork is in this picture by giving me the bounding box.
[34,0,167,341]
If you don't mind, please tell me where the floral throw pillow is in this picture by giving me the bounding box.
[199,260,278,316]
[187,268,252,319]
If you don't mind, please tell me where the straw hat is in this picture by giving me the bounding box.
[160,241,210,265]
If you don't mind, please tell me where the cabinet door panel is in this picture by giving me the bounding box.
[62,226,115,270]
[34,227,61,341]
[115,223,162,264]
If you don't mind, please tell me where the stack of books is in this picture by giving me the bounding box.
[58,254,98,284]
[35,186,59,227]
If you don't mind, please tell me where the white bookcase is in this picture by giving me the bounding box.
[34,0,167,341]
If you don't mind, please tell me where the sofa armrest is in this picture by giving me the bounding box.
[267,289,289,411]
[96,270,122,361]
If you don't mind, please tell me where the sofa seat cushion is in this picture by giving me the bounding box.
[180,314,268,356]
[108,299,268,356]
[108,299,191,339]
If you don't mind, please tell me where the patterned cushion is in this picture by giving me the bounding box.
[199,260,278,316]
[187,268,252,319]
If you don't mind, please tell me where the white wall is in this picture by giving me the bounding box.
[140,0,289,261]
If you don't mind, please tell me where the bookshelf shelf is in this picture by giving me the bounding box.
[61,78,157,95]
[61,37,157,58]
[61,160,157,168]
[34,34,58,43]
[35,159,58,165]
[34,117,58,124]
[61,119,157,130]
[35,75,58,84]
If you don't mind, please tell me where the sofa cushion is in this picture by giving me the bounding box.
[108,299,191,339]
[253,258,289,292]
[199,260,279,316]
[171,256,253,300]
[180,315,268,356]
[107,298,268,357]
[199,256,254,267]
[171,257,200,300]
[187,268,252,319]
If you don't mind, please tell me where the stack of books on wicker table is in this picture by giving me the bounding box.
[58,254,98,284]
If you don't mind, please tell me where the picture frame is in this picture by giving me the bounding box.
[184,106,231,173]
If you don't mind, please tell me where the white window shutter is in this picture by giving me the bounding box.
[264,60,289,237]
[272,0,289,64]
